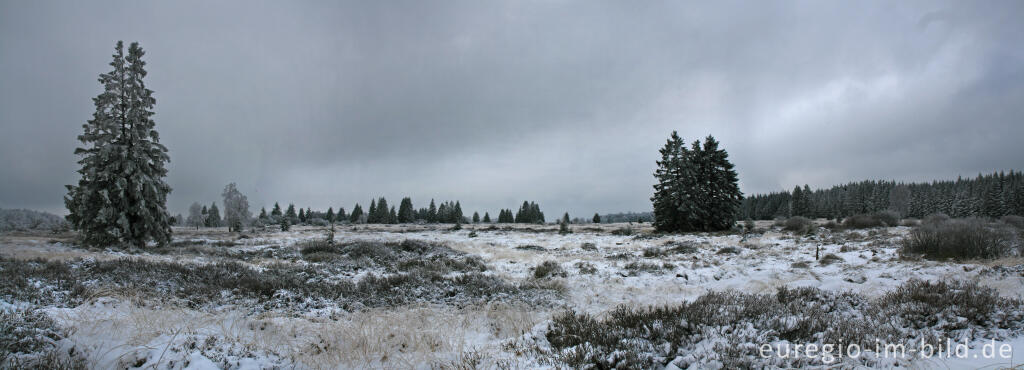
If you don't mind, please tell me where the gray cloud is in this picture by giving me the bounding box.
[1,1,1022,218]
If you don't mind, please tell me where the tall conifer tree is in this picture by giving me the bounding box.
[66,41,172,247]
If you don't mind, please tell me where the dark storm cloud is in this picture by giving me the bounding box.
[1,1,1022,217]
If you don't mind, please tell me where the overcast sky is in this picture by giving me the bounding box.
[1,1,1022,218]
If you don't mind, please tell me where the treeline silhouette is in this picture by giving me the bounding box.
[742,171,1024,220]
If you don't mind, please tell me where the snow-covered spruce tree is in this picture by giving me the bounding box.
[472,212,480,223]
[651,131,692,232]
[398,197,414,223]
[284,204,297,223]
[65,41,172,248]
[221,182,251,232]
[427,199,438,222]
[349,203,364,223]
[483,212,491,223]
[651,133,742,232]
[695,136,743,230]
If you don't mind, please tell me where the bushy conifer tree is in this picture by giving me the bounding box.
[65,41,172,247]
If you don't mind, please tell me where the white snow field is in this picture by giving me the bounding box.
[1,222,1022,369]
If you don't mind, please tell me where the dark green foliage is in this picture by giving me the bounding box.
[472,212,480,223]
[496,209,515,223]
[348,203,363,223]
[482,212,491,223]
[599,212,654,223]
[205,202,221,227]
[592,213,601,223]
[901,218,1018,260]
[280,218,290,232]
[514,201,545,224]
[284,204,297,223]
[651,132,743,232]
[743,171,1024,220]
[271,202,282,217]
[65,41,173,248]
[398,197,414,223]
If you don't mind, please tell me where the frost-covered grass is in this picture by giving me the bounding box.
[533,279,1023,368]
[1,222,1023,368]
[1,308,86,369]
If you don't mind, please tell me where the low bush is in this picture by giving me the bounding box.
[716,246,740,255]
[610,227,634,236]
[605,253,632,260]
[0,241,556,311]
[642,247,666,257]
[900,218,920,227]
[818,253,844,266]
[540,279,1023,369]
[664,241,698,254]
[1001,215,1024,229]
[823,220,842,230]
[873,210,900,227]
[782,216,813,233]
[533,261,567,279]
[901,217,1017,260]
[575,262,597,274]
[622,262,664,275]
[922,213,950,225]
[516,245,546,252]
[580,242,598,251]
[842,213,881,229]
[0,308,86,370]
[298,239,339,255]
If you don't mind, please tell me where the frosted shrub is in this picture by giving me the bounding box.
[901,217,1017,260]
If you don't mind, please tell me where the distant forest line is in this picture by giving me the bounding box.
[741,170,1024,220]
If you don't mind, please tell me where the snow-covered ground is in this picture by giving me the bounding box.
[2,222,1022,368]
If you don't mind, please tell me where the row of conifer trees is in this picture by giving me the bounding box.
[742,171,1024,220]
[249,198,553,225]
